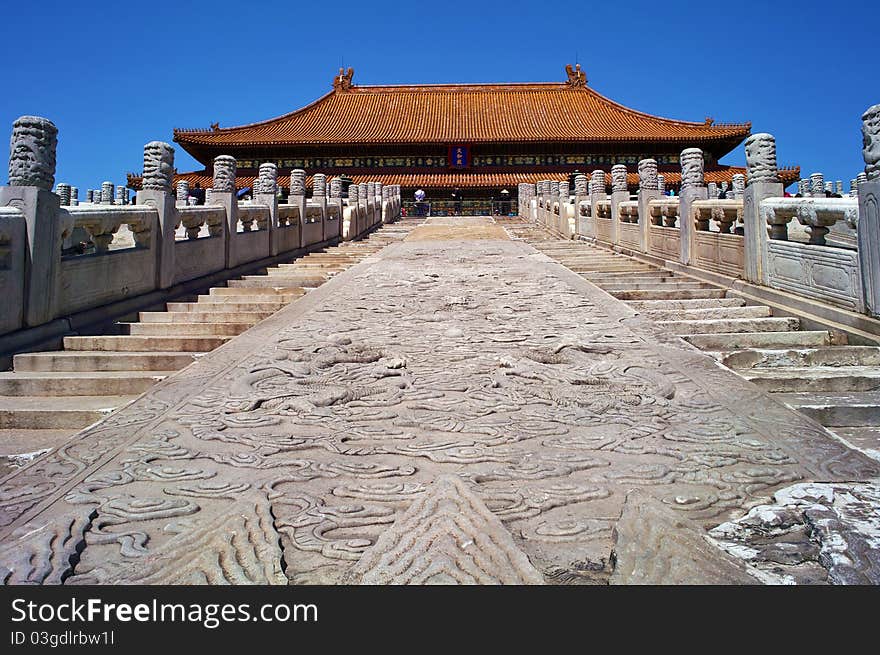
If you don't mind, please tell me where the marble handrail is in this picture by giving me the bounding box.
[690,199,743,234]
[762,197,858,245]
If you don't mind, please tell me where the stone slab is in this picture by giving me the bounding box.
[0,221,877,585]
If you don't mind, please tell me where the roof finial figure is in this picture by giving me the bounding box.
[333,67,354,91]
[565,63,587,87]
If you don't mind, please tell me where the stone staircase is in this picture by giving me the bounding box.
[503,219,880,463]
[0,219,422,471]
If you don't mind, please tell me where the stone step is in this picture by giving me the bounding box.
[139,311,272,324]
[167,301,286,313]
[598,282,713,292]
[125,322,253,337]
[263,271,332,283]
[0,395,135,429]
[199,293,302,304]
[587,273,680,283]
[568,265,657,274]
[717,346,880,370]
[828,426,880,455]
[773,391,880,426]
[628,298,746,311]
[13,351,196,373]
[208,287,304,297]
[0,428,77,464]
[658,316,800,335]
[742,366,880,393]
[684,330,831,350]
[0,371,170,396]
[227,278,320,289]
[64,336,229,352]
[642,306,772,321]
[611,289,728,301]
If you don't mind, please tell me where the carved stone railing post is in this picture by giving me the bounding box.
[589,170,606,240]
[573,174,588,236]
[558,181,570,236]
[255,162,279,255]
[136,141,178,288]
[678,148,707,265]
[742,133,782,283]
[289,169,306,249]
[610,164,628,245]
[101,181,114,205]
[325,175,342,240]
[858,103,880,317]
[212,155,237,268]
[56,183,71,206]
[0,116,63,326]
[636,158,658,252]
[176,180,189,208]
[357,182,369,227]
[311,173,328,240]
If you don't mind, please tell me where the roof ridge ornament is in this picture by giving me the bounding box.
[565,63,587,88]
[333,67,354,91]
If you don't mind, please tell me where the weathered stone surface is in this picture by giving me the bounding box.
[744,133,778,184]
[862,104,880,180]
[141,142,174,192]
[638,158,657,190]
[8,116,57,190]
[212,155,236,192]
[710,481,880,585]
[610,493,759,585]
[344,475,544,584]
[1,217,877,585]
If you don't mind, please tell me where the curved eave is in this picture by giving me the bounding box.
[172,82,751,149]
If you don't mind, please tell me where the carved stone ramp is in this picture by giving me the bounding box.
[344,475,544,584]
[1,225,877,585]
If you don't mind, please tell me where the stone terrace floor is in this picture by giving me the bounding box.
[1,216,878,584]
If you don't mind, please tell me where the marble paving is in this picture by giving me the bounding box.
[1,218,877,584]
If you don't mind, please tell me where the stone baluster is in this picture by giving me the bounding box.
[732,174,745,200]
[176,180,189,208]
[797,179,808,196]
[835,180,843,196]
[858,103,880,317]
[707,182,718,199]
[558,181,570,236]
[573,174,588,235]
[679,148,706,265]
[656,174,665,196]
[70,186,78,206]
[313,173,327,199]
[811,172,825,197]
[610,164,628,243]
[116,185,127,205]
[742,133,782,283]
[86,189,94,203]
[850,178,859,197]
[212,154,237,266]
[255,162,278,254]
[590,169,607,240]
[288,169,306,249]
[636,158,658,252]
[101,181,114,204]
[137,140,179,288]
[0,115,64,326]
[56,183,71,206]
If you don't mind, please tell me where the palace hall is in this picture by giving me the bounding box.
[128,65,799,200]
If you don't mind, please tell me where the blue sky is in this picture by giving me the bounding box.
[1,0,877,192]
